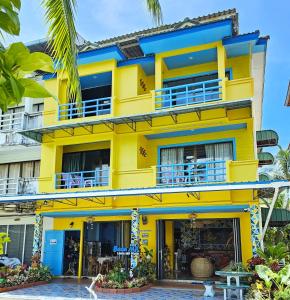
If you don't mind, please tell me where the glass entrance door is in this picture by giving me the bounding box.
[156,218,242,280]
[82,220,130,277]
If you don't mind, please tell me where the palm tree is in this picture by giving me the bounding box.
[274,146,290,180]
[41,0,163,104]
[274,146,290,209]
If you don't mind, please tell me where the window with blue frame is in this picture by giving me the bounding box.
[158,141,233,185]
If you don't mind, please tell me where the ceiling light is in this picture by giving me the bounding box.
[189,56,193,60]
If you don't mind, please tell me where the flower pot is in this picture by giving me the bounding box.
[191,257,214,278]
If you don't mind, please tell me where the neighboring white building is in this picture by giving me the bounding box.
[0,75,44,263]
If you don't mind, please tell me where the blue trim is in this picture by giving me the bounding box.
[42,73,57,80]
[41,204,249,218]
[139,205,249,214]
[222,31,260,45]
[146,124,246,140]
[117,56,155,67]
[140,19,232,44]
[42,209,132,217]
[157,138,237,167]
[78,45,125,60]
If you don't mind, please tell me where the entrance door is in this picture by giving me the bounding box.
[43,230,65,276]
[156,220,165,280]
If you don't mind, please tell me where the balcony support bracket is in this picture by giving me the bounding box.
[81,197,105,205]
[80,125,93,134]
[196,110,201,121]
[102,121,114,131]
[124,118,136,132]
[187,192,200,200]
[62,128,74,136]
[146,193,162,202]
[54,198,78,207]
[144,116,153,127]
[169,112,178,124]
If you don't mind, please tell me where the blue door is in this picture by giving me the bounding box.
[43,230,65,276]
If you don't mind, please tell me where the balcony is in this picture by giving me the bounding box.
[0,178,38,195]
[156,160,226,186]
[55,168,110,189]
[155,79,222,110]
[0,112,43,132]
[58,97,111,121]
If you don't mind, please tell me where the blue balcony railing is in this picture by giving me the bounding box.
[155,79,222,110]
[58,97,111,120]
[55,169,109,189]
[157,160,226,186]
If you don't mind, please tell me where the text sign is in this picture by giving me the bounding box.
[113,245,139,256]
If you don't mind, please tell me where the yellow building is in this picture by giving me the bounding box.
[4,9,287,280]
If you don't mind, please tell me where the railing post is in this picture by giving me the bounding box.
[185,85,189,105]
[203,82,206,103]
[80,172,84,188]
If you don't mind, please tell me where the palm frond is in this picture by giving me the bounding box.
[42,0,81,104]
[146,0,163,25]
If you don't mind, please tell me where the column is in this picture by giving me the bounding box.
[130,208,140,270]
[250,204,261,256]
[32,214,43,255]
[217,44,226,100]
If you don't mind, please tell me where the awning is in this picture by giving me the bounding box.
[262,207,290,227]
[0,180,288,204]
[256,130,279,147]
[258,152,274,166]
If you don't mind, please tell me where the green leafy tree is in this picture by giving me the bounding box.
[41,0,163,105]
[0,0,54,111]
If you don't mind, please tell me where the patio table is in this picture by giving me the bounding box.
[215,270,252,300]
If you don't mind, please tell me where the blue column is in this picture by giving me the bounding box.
[32,214,43,255]
[130,209,140,270]
[250,204,261,256]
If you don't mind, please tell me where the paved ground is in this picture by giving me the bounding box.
[0,281,224,300]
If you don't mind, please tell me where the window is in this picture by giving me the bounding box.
[32,103,44,113]
[0,161,40,194]
[59,149,110,188]
[0,224,34,265]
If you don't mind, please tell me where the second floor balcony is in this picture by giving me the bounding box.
[55,168,110,189]
[0,111,43,132]
[0,177,38,195]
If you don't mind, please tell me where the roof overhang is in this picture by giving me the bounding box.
[117,56,155,75]
[139,19,233,55]
[0,180,289,204]
[223,32,269,58]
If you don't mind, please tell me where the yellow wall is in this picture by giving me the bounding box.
[38,40,259,276]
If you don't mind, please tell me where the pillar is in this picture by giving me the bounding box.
[217,44,227,100]
[250,204,261,256]
[32,214,43,255]
[130,209,140,270]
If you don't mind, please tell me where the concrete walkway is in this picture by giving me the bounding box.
[0,280,224,300]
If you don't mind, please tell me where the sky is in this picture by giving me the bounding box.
[7,0,290,152]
